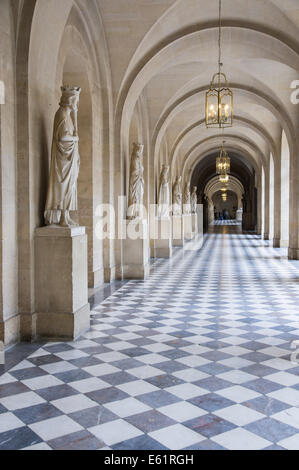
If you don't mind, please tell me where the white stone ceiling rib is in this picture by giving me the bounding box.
[97,0,299,172]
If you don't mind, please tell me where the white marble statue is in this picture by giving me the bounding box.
[158,165,170,217]
[191,186,198,214]
[127,143,145,219]
[172,176,182,216]
[183,182,191,214]
[44,86,81,227]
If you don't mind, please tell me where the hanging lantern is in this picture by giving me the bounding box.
[216,142,230,174]
[206,74,233,128]
[205,0,233,128]
[219,173,229,184]
[222,193,227,202]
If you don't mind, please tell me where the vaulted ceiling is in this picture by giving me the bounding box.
[96,0,299,186]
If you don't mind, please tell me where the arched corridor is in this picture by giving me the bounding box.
[0,0,299,452]
[1,227,299,450]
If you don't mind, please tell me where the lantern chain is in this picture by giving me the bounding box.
[218,0,222,78]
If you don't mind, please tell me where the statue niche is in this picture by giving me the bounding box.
[158,165,170,218]
[173,176,182,216]
[191,186,198,214]
[44,86,81,227]
[127,143,145,220]
[183,182,191,215]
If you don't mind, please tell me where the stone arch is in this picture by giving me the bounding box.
[0,0,18,344]
[169,116,277,168]
[184,137,262,183]
[56,22,101,288]
[117,25,299,132]
[108,0,299,259]
[127,95,151,210]
[16,0,113,324]
[212,190,239,220]
[205,176,244,210]
[152,85,293,175]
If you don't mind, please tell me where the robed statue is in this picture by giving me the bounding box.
[191,186,198,214]
[173,176,182,216]
[127,143,145,219]
[44,86,81,227]
[158,165,170,217]
[183,182,191,215]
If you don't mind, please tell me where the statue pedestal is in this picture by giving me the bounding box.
[183,214,193,240]
[123,219,149,279]
[192,213,198,234]
[172,215,184,246]
[154,217,172,258]
[35,226,90,341]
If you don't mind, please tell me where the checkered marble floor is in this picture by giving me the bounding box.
[1,226,299,450]
[213,219,241,225]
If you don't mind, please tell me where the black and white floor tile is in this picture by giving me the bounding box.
[0,224,299,450]
[213,220,241,225]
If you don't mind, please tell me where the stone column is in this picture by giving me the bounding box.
[35,226,90,340]
[263,169,270,240]
[172,215,184,246]
[256,174,262,235]
[183,214,193,240]
[273,158,281,247]
[288,147,299,260]
[192,213,198,234]
[123,219,150,279]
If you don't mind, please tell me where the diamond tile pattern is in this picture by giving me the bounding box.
[0,224,299,450]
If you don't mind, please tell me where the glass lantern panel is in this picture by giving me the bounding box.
[206,90,219,127]
[219,89,233,127]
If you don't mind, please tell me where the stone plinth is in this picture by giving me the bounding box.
[172,215,184,246]
[35,226,90,340]
[0,315,20,347]
[280,239,289,248]
[192,213,198,234]
[123,219,149,279]
[183,214,193,240]
[154,217,172,258]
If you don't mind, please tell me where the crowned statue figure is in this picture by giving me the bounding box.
[183,182,191,215]
[191,186,198,214]
[173,176,182,216]
[127,143,145,220]
[44,86,81,227]
[158,165,170,218]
